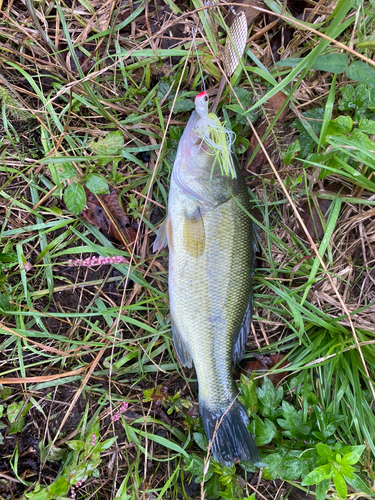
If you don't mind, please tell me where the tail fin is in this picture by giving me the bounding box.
[200,398,259,467]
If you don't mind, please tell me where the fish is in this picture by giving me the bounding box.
[154,91,259,466]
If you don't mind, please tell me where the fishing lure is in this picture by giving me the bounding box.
[194,91,237,179]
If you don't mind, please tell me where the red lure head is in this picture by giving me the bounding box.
[195,92,209,118]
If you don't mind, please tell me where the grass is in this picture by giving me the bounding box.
[1,0,375,499]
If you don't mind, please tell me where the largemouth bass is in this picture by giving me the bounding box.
[154,91,259,466]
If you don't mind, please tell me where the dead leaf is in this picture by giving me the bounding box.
[149,385,169,406]
[82,185,137,246]
[226,0,265,26]
[183,402,200,419]
[295,184,350,244]
[70,47,95,75]
[295,198,332,244]
[245,91,289,176]
[241,354,287,386]
[147,385,171,425]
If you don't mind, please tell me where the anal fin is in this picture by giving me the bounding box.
[233,298,252,364]
[171,316,192,368]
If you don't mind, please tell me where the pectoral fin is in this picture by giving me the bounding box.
[153,215,173,253]
[183,207,205,257]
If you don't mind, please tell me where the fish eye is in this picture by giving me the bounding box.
[204,95,208,102]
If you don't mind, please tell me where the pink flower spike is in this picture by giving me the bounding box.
[67,254,129,268]
[91,433,96,446]
[24,262,32,272]
[120,402,128,413]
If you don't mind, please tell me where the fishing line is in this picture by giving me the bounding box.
[191,0,215,92]
[191,26,206,92]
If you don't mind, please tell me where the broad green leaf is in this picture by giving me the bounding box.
[316,478,330,500]
[94,436,117,452]
[283,140,301,165]
[42,444,66,463]
[327,130,375,168]
[262,454,282,480]
[185,454,214,483]
[0,252,17,263]
[333,472,347,499]
[277,401,312,439]
[235,136,250,155]
[205,474,221,499]
[341,445,366,465]
[347,61,375,87]
[250,414,278,446]
[55,163,77,180]
[345,473,374,496]
[48,477,70,497]
[337,464,355,479]
[301,463,333,486]
[278,458,305,481]
[277,53,348,74]
[64,184,86,215]
[358,119,375,134]
[7,401,31,423]
[311,53,348,74]
[316,443,333,459]
[225,104,248,124]
[315,407,344,440]
[256,377,283,418]
[89,130,124,156]
[233,87,254,107]
[193,432,208,451]
[0,293,10,311]
[89,130,124,166]
[325,116,353,136]
[339,83,375,120]
[262,451,304,481]
[0,387,12,399]
[292,108,324,157]
[9,418,25,434]
[66,440,86,451]
[169,96,195,114]
[86,174,110,195]
[239,375,258,416]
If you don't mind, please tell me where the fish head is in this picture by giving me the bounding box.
[172,92,239,207]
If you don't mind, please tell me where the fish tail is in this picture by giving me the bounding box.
[200,398,259,466]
